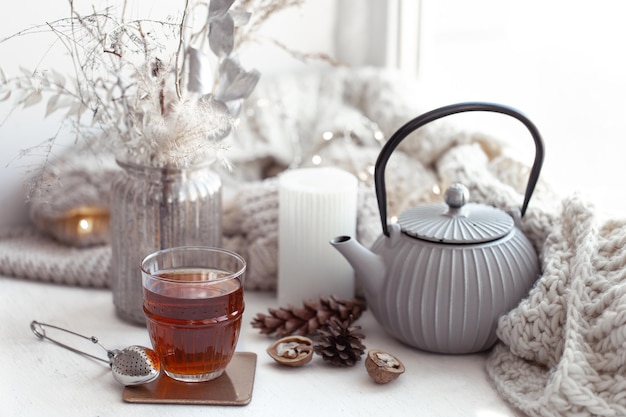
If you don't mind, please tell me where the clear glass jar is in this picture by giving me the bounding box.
[110,159,222,324]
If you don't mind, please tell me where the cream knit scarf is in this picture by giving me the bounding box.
[488,196,626,417]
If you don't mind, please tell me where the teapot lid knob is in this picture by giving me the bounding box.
[444,183,469,208]
[398,182,515,244]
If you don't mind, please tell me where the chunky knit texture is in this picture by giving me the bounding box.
[487,196,626,417]
[2,67,624,416]
[28,141,118,246]
[0,226,110,287]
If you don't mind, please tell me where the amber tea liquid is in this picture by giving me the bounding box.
[143,268,244,382]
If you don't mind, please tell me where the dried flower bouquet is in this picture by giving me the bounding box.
[0,0,303,169]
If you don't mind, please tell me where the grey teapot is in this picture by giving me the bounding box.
[331,102,543,354]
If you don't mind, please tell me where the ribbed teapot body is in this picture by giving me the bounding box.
[367,229,539,353]
[110,160,222,324]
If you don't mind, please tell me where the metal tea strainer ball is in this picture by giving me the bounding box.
[30,320,160,386]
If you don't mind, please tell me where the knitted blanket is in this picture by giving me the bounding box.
[487,196,626,417]
[1,67,624,416]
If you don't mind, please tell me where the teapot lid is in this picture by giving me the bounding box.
[397,183,514,244]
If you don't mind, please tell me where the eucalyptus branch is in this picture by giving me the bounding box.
[175,0,190,99]
[67,0,90,105]
[0,103,18,130]
[188,2,210,48]
[233,0,304,48]
[120,0,129,24]
[0,18,76,44]
[1,0,315,170]
[266,37,342,67]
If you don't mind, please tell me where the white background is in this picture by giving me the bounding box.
[416,0,626,219]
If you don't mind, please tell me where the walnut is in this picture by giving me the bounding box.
[267,336,314,367]
[364,349,405,384]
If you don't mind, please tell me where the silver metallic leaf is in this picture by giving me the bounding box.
[217,57,260,102]
[45,94,61,117]
[229,10,252,26]
[208,0,236,18]
[50,70,66,88]
[208,13,235,57]
[224,99,243,118]
[186,47,214,95]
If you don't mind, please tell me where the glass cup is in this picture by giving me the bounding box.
[141,246,246,383]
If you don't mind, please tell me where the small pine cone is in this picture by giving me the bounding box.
[313,317,366,366]
[251,295,366,338]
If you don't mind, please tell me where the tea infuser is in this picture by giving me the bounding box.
[30,320,160,386]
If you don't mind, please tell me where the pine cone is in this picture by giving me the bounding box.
[251,295,366,338]
[313,317,366,366]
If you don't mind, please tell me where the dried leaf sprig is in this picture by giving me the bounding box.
[233,0,339,66]
[0,0,306,171]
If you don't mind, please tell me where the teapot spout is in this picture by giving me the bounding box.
[330,236,385,295]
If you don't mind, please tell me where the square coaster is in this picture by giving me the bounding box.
[123,352,257,406]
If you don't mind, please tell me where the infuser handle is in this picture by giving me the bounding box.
[374,102,545,237]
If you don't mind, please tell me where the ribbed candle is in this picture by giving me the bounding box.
[278,167,358,306]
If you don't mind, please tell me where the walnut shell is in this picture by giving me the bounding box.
[365,349,405,384]
[267,336,314,367]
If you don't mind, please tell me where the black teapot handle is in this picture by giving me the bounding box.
[374,102,545,237]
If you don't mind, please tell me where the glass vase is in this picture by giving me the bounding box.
[110,159,222,324]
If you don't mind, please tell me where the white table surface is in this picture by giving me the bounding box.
[1,276,523,417]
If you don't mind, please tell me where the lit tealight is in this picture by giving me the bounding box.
[41,206,110,247]
[432,184,441,195]
[78,218,93,234]
[322,131,334,141]
[311,155,322,165]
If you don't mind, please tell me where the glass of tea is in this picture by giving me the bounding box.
[141,246,246,383]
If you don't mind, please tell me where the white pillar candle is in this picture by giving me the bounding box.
[278,167,358,306]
